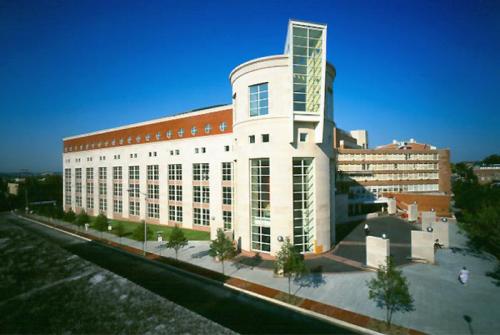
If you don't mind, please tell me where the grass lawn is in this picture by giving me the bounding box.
[87,217,210,241]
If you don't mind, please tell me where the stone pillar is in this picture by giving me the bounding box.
[366,236,390,269]
[408,203,418,222]
[387,198,397,215]
[411,231,435,263]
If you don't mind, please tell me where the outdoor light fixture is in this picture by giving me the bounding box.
[382,233,387,239]
[427,227,434,233]
[277,235,284,242]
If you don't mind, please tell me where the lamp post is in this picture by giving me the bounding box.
[127,188,148,256]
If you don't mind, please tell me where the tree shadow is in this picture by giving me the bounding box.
[486,263,500,287]
[450,246,492,261]
[191,250,210,259]
[463,315,474,335]
[233,253,264,270]
[294,265,327,294]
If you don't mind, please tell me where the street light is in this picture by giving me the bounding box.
[127,188,148,256]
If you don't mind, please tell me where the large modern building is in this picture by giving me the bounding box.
[63,20,337,255]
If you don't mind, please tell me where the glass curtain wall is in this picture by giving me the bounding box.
[293,158,315,252]
[250,158,271,252]
[292,25,324,113]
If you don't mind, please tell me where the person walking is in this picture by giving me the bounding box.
[364,223,370,236]
[458,266,470,285]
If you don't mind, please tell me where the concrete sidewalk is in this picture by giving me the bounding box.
[23,214,500,335]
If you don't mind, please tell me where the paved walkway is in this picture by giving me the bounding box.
[21,214,500,334]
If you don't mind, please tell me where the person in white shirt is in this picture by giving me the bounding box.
[459,266,470,285]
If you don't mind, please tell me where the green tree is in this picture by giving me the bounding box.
[367,256,415,328]
[274,237,307,300]
[482,154,500,165]
[75,210,90,229]
[115,221,127,244]
[64,209,76,223]
[208,228,236,275]
[93,213,108,232]
[166,225,188,260]
[132,221,154,241]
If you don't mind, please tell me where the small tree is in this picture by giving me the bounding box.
[367,256,415,328]
[274,237,307,300]
[115,221,127,244]
[132,221,154,241]
[75,210,90,230]
[208,228,236,275]
[94,213,108,233]
[166,225,188,260]
[64,209,76,223]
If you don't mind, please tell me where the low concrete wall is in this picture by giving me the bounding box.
[408,203,418,222]
[366,236,389,269]
[421,211,436,227]
[411,231,434,263]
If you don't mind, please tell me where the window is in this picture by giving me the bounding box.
[128,184,140,198]
[129,166,139,180]
[191,126,198,136]
[201,147,206,153]
[195,148,199,154]
[249,135,255,143]
[262,134,269,143]
[224,145,230,152]
[299,133,307,142]
[293,158,315,253]
[292,25,324,113]
[222,162,232,181]
[166,130,172,139]
[129,201,140,216]
[193,163,209,181]
[99,198,107,212]
[65,168,72,205]
[193,186,209,203]
[168,164,182,180]
[219,122,227,132]
[147,165,159,180]
[249,83,269,116]
[147,184,159,199]
[194,208,210,226]
[145,134,151,141]
[113,166,122,180]
[169,206,183,222]
[223,211,232,231]
[178,128,184,137]
[175,149,180,155]
[136,136,141,143]
[204,124,212,134]
[147,203,160,219]
[168,185,182,201]
[250,158,270,252]
[156,132,161,140]
[98,167,107,180]
[113,199,123,213]
[223,186,232,205]
[113,183,122,197]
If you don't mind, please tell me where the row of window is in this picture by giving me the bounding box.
[338,153,439,162]
[249,134,269,144]
[338,163,438,172]
[64,122,229,152]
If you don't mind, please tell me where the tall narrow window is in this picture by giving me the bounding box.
[249,83,269,116]
[293,158,315,253]
[250,158,270,252]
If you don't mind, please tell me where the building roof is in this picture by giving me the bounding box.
[376,139,435,150]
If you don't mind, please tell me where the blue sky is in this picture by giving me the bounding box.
[0,0,499,172]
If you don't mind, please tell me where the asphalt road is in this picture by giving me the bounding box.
[5,213,353,334]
